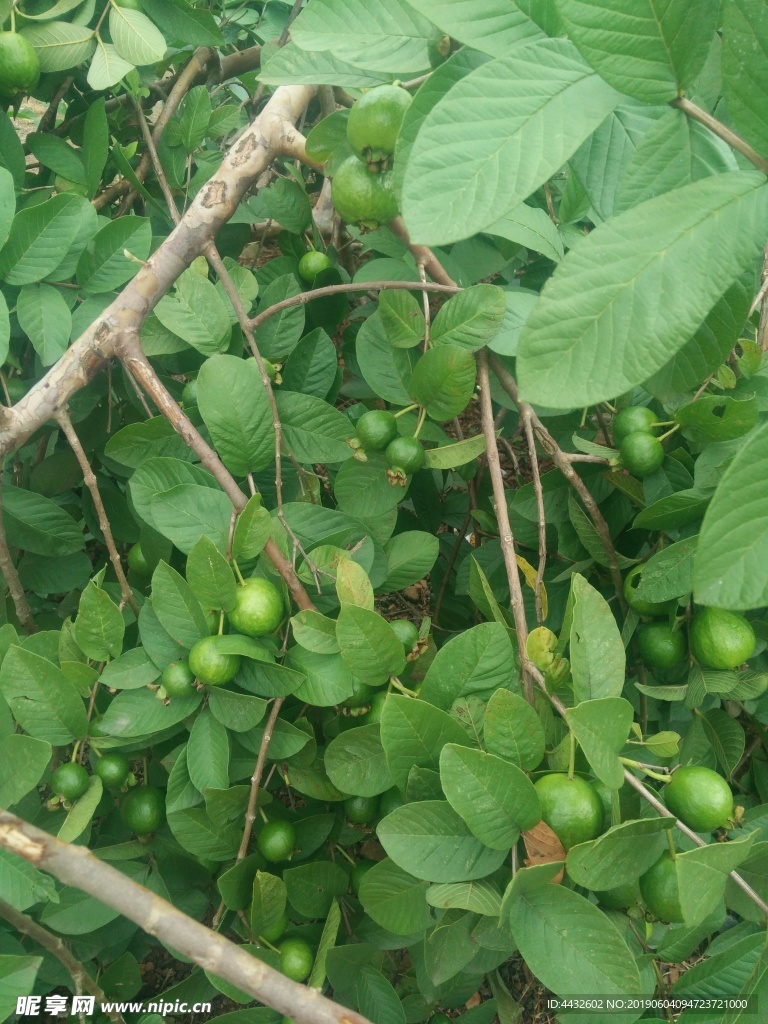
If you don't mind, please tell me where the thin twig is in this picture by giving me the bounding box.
[0,474,36,632]
[388,216,458,287]
[57,411,138,615]
[37,77,74,135]
[249,280,460,333]
[489,355,626,612]
[238,697,284,862]
[477,351,533,703]
[522,409,547,624]
[0,899,126,1024]
[672,97,768,175]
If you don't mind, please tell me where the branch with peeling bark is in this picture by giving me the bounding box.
[0,811,374,1024]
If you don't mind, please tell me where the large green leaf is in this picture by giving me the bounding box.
[259,42,394,87]
[186,535,237,613]
[151,561,209,649]
[409,345,476,420]
[0,646,87,744]
[484,688,545,771]
[274,391,353,463]
[197,355,273,476]
[290,0,435,73]
[378,800,508,882]
[431,285,506,351]
[21,22,96,72]
[87,41,134,91]
[16,283,71,366]
[569,574,625,703]
[566,698,635,788]
[566,818,669,891]
[141,0,223,46]
[358,858,433,935]
[150,484,232,555]
[76,216,152,294]
[109,6,166,66]
[1,485,82,556]
[0,734,51,807]
[694,423,768,609]
[356,311,417,404]
[439,744,540,850]
[506,881,642,1001]
[403,0,542,57]
[722,0,768,153]
[380,694,470,790]
[0,194,88,285]
[73,581,125,661]
[155,270,231,355]
[187,710,230,793]
[401,39,618,245]
[325,724,393,796]
[419,622,515,709]
[633,536,697,603]
[558,0,719,102]
[336,606,406,686]
[517,173,768,409]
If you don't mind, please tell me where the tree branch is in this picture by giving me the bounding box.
[0,811,374,1024]
[388,216,458,287]
[521,408,547,625]
[0,898,125,1024]
[0,475,37,633]
[477,350,534,703]
[672,97,768,175]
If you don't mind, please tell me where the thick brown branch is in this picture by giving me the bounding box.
[388,216,458,287]
[0,898,125,1024]
[477,351,533,703]
[0,811,374,1024]
[0,84,315,460]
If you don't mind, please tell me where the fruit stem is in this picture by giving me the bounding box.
[656,424,680,443]
[393,403,418,419]
[258,808,269,824]
[218,609,225,635]
[142,755,148,785]
[71,741,81,763]
[232,558,246,586]
[257,935,281,954]
[619,757,671,784]
[390,676,417,697]
[413,406,427,439]
[665,828,677,860]
[567,730,576,781]
[334,844,356,867]
[651,420,675,428]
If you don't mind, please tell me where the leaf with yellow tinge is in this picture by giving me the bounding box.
[516,554,548,620]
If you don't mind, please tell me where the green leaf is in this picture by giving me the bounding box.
[0,955,43,1021]
[197,355,273,476]
[96,687,201,738]
[325,724,393,797]
[284,861,349,918]
[0,848,57,912]
[431,285,506,351]
[188,709,230,793]
[381,531,438,592]
[0,112,25,188]
[73,581,124,661]
[484,688,545,771]
[141,0,223,46]
[290,610,340,655]
[150,561,209,649]
[357,966,406,1024]
[27,132,87,186]
[379,800,508,882]
[566,698,635,788]
[76,216,152,294]
[281,328,338,399]
[633,536,697,603]
[186,535,237,613]
[410,345,476,421]
[677,833,756,927]
[274,391,353,463]
[261,42,393,86]
[178,86,212,152]
[701,709,745,780]
[285,647,354,707]
[336,606,406,686]
[21,22,96,72]
[635,492,710,531]
[109,7,166,66]
[250,870,287,937]
[58,775,103,844]
[168,807,240,861]
[232,495,272,561]
[426,879,502,916]
[420,622,515,709]
[88,41,134,90]
[0,194,88,285]
[155,270,231,355]
[356,311,418,405]
[722,0,768,153]
[262,178,312,235]
[16,283,71,366]
[517,172,768,409]
[0,646,87,744]
[309,900,341,990]
[151,484,232,554]
[0,734,51,807]
[423,433,486,470]
[335,557,375,610]
[255,275,305,360]
[380,694,470,790]
[83,98,108,199]
[676,394,758,444]
[569,574,625,702]
[401,39,618,245]
[566,818,670,891]
[558,0,719,102]
[440,744,540,850]
[358,858,432,935]
[506,883,641,999]
[334,455,400,543]
[291,0,435,73]
[208,687,266,732]
[694,422,768,609]
[378,290,425,349]
[486,204,564,263]
[404,0,543,58]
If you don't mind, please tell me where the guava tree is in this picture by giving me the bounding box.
[0,1,767,1023]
